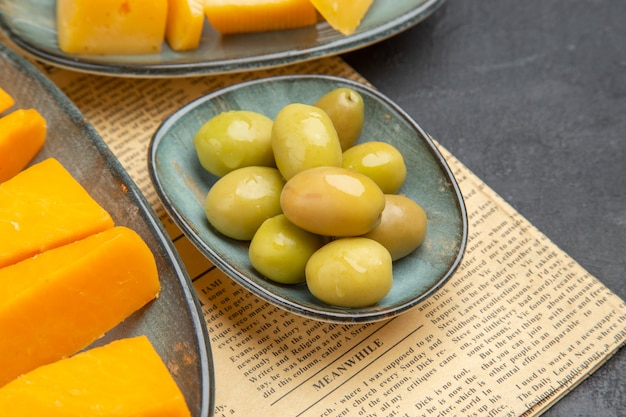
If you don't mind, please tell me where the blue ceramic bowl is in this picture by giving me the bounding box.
[148,75,467,323]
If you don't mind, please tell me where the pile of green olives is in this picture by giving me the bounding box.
[193,87,428,309]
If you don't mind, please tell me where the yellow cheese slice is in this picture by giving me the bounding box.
[0,108,47,183]
[0,158,114,269]
[0,336,191,416]
[57,0,168,54]
[0,226,161,387]
[166,0,206,51]
[0,87,14,113]
[310,0,374,35]
[204,0,318,34]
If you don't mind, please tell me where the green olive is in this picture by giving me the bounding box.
[280,166,385,237]
[314,87,364,151]
[204,166,285,240]
[194,110,274,177]
[306,237,393,308]
[271,103,342,180]
[361,194,427,261]
[342,141,407,194]
[249,214,327,284]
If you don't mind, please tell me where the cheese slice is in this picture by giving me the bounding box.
[0,108,47,183]
[166,0,206,51]
[0,226,161,387]
[57,0,168,54]
[205,0,318,34]
[0,336,191,416]
[0,87,14,113]
[0,158,114,269]
[310,0,374,35]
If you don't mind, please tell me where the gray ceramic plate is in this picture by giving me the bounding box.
[0,44,214,416]
[0,0,444,77]
[148,75,467,323]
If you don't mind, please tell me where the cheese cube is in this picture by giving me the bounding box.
[57,0,168,54]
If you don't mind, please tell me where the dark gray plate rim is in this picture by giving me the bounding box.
[0,0,444,77]
[148,74,468,323]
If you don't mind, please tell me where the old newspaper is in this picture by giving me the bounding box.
[18,50,626,416]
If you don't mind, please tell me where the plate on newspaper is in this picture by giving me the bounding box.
[0,44,213,416]
[149,75,467,323]
[0,0,444,77]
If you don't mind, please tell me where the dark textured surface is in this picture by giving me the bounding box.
[343,1,625,416]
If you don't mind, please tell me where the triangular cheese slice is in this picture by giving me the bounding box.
[311,0,374,35]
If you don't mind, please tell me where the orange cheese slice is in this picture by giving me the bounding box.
[57,0,168,54]
[204,0,318,34]
[0,158,114,269]
[310,0,374,35]
[0,226,161,387]
[166,0,206,51]
[0,108,47,183]
[0,336,191,416]
[0,87,14,113]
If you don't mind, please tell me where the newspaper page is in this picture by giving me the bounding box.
[19,48,626,417]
